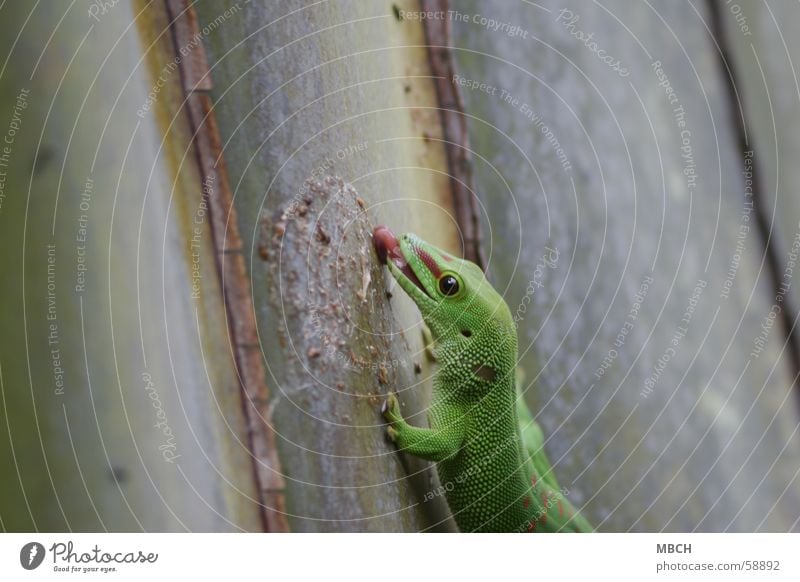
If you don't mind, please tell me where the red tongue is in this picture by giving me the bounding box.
[372,225,428,294]
[372,225,401,265]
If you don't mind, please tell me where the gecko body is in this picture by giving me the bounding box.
[373,226,591,533]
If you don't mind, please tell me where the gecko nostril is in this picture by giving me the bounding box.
[461,329,472,338]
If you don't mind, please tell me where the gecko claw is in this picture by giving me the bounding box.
[382,394,403,444]
[382,393,402,424]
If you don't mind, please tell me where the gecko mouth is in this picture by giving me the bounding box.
[372,225,429,296]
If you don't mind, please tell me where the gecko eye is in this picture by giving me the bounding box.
[438,274,461,296]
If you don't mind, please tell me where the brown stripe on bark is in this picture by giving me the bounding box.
[420,0,485,270]
[164,0,288,532]
[164,0,212,91]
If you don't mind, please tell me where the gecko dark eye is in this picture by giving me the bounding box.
[438,274,460,296]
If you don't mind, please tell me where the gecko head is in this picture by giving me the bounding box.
[372,226,514,345]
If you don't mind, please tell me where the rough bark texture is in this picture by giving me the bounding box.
[193,0,461,531]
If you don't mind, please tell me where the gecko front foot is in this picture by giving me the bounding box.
[381,393,403,442]
[381,393,401,421]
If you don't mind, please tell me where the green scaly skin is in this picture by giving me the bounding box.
[375,228,592,533]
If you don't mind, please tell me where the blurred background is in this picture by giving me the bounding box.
[1,0,799,532]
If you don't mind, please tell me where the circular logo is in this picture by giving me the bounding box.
[19,542,45,570]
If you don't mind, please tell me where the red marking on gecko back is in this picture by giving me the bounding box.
[527,519,537,532]
[414,247,442,278]
[523,497,530,509]
[558,500,564,517]
[531,475,537,487]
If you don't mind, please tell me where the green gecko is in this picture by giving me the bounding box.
[373,226,592,533]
